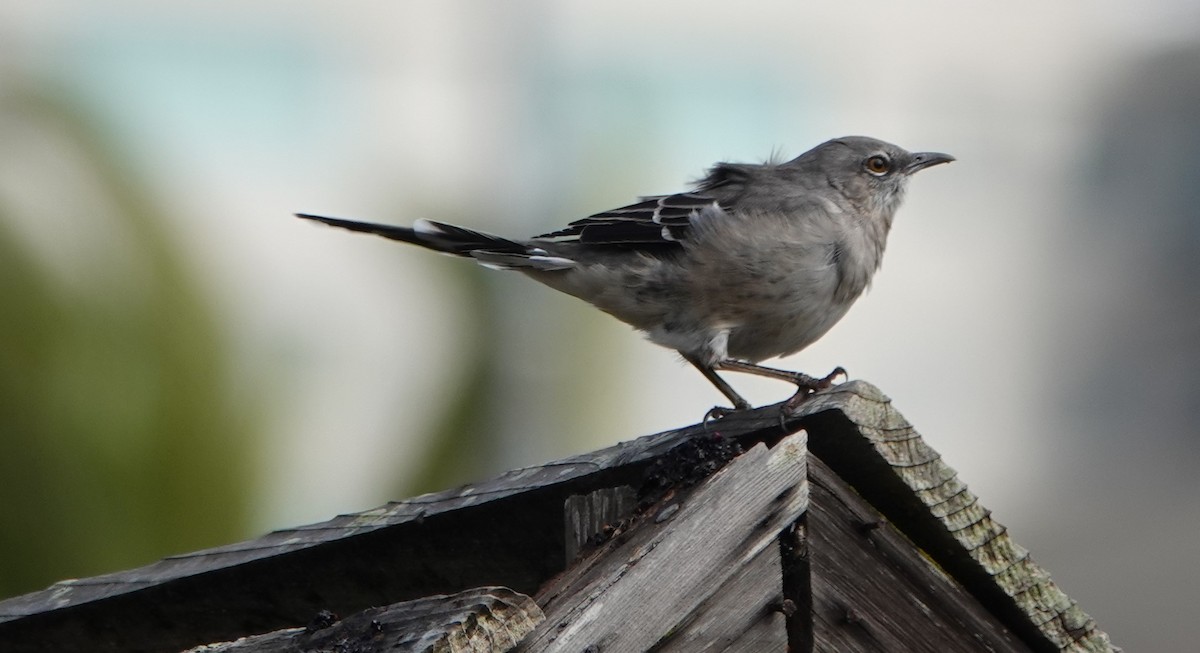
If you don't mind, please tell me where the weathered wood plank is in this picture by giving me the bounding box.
[780,516,813,651]
[653,543,785,652]
[805,456,1033,652]
[516,431,810,653]
[563,486,637,565]
[182,586,542,653]
[795,381,1116,653]
[0,409,791,653]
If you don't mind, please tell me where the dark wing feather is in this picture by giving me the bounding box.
[536,192,719,246]
[535,162,753,247]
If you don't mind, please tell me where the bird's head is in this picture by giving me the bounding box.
[803,136,954,217]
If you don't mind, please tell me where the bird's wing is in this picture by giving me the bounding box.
[536,191,723,246]
[535,161,757,247]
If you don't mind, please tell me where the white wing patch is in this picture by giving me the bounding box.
[470,251,577,271]
[412,218,445,237]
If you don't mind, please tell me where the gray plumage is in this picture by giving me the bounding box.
[298,136,953,411]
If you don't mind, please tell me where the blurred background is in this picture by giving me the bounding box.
[1,1,1197,649]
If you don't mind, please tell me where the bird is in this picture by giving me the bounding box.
[297,136,953,413]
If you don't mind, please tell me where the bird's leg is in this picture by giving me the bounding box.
[715,360,845,386]
[685,356,753,418]
[715,360,846,412]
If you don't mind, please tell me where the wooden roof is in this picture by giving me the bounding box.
[0,381,1117,652]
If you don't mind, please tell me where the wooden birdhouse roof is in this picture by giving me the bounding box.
[0,381,1117,652]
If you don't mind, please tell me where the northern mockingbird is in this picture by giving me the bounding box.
[298,136,953,412]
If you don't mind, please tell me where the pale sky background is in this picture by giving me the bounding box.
[3,2,1199,649]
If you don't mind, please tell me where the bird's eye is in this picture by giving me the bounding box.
[864,155,891,175]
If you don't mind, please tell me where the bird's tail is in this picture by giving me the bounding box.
[295,213,576,271]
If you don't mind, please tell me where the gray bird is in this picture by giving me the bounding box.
[298,136,953,412]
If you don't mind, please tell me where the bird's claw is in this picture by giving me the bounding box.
[814,366,847,389]
[703,405,735,429]
[781,366,848,416]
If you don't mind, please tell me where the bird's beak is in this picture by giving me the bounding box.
[905,152,955,174]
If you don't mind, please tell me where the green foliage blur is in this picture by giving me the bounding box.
[0,84,255,598]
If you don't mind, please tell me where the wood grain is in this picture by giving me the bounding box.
[797,382,1116,652]
[182,586,542,653]
[516,431,810,653]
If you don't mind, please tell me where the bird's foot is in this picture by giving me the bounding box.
[780,366,847,415]
[702,400,752,429]
[703,406,731,428]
